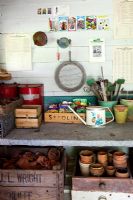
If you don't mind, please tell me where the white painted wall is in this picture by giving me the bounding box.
[0,0,133,96]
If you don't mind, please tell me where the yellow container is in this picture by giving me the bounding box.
[114,105,128,124]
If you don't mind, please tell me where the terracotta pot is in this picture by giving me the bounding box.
[79,160,90,176]
[108,150,117,164]
[90,163,104,177]
[113,151,127,168]
[115,168,129,178]
[114,105,128,124]
[97,151,108,166]
[106,165,116,176]
[113,151,126,160]
[79,150,94,164]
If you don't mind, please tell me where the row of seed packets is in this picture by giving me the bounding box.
[49,15,110,32]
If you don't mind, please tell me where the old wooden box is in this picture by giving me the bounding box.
[44,112,85,123]
[15,105,41,118]
[72,149,133,200]
[0,98,23,115]
[0,146,65,200]
[15,105,42,128]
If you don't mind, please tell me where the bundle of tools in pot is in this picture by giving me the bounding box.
[85,78,125,101]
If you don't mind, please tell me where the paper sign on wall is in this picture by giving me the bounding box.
[113,46,133,83]
[113,0,133,38]
[89,38,105,62]
[5,34,32,71]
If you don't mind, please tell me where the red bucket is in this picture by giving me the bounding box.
[0,83,18,99]
[18,84,44,111]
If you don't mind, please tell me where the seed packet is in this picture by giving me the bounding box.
[97,15,110,30]
[77,16,86,30]
[86,16,97,30]
[49,17,58,31]
[58,16,68,31]
[68,17,76,31]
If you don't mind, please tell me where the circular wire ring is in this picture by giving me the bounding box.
[55,61,86,92]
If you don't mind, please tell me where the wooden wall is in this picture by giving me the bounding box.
[0,0,133,96]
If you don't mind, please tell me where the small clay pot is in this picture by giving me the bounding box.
[97,151,108,166]
[80,150,94,164]
[90,163,104,177]
[79,160,90,176]
[113,151,127,168]
[113,151,126,160]
[115,168,129,178]
[106,165,116,176]
[108,150,117,163]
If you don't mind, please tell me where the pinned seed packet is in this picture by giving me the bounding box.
[77,16,86,30]
[86,16,97,30]
[97,15,110,30]
[49,17,58,31]
[68,17,76,31]
[58,16,68,31]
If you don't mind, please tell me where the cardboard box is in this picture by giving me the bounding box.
[44,112,85,123]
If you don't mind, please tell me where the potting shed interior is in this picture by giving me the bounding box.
[0,0,133,200]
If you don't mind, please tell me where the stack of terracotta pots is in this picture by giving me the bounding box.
[78,148,129,178]
[79,150,94,176]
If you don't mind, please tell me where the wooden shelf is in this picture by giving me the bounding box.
[0,122,133,147]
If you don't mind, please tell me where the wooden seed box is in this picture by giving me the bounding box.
[44,112,85,124]
[15,105,41,118]
[15,114,42,128]
[15,105,42,128]
[0,146,65,200]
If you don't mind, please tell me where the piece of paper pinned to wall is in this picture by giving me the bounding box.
[113,46,133,83]
[89,38,105,62]
[5,34,32,71]
[113,0,133,38]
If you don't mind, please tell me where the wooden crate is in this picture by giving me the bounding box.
[15,105,41,118]
[15,114,42,128]
[72,156,133,200]
[44,112,85,123]
[0,98,23,115]
[15,105,42,128]
[0,146,65,200]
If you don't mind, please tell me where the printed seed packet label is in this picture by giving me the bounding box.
[58,16,68,31]
[86,16,97,30]
[97,15,110,30]
[77,16,86,30]
[68,17,76,31]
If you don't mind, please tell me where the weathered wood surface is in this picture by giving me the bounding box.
[0,186,64,200]
[0,169,64,187]
[1,122,133,147]
[72,177,133,193]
